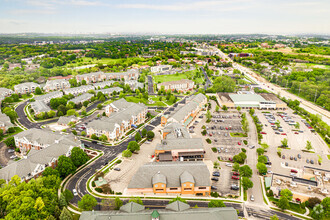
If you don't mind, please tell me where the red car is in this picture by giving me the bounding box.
[225,127,228,130]
[260,132,267,134]
[233,172,240,176]
[232,176,239,180]
[229,158,233,161]
[209,133,213,137]
[294,132,299,134]
[238,142,241,145]
[281,133,287,135]
[291,169,298,173]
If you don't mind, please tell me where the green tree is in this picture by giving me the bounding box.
[63,189,74,203]
[81,131,86,136]
[257,148,265,155]
[66,109,78,116]
[47,110,56,118]
[208,200,226,208]
[4,136,15,147]
[306,140,313,151]
[242,177,253,190]
[135,132,142,142]
[115,197,123,210]
[169,196,187,204]
[91,134,98,140]
[78,194,97,211]
[270,215,279,220]
[233,162,240,172]
[34,197,45,212]
[215,105,220,112]
[128,197,143,205]
[258,155,268,164]
[70,147,89,167]
[56,155,77,178]
[237,106,241,112]
[277,196,290,211]
[35,87,42,95]
[294,122,300,129]
[127,141,140,152]
[122,149,132,157]
[99,134,108,142]
[81,80,87,85]
[42,167,59,177]
[206,110,212,122]
[141,128,147,137]
[239,165,252,178]
[147,131,155,140]
[311,204,325,220]
[281,138,288,147]
[97,104,103,110]
[222,105,228,111]
[59,207,73,220]
[280,189,293,200]
[257,162,267,174]
[59,193,67,208]
[321,197,330,219]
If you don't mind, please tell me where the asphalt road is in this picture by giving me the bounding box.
[147,75,155,95]
[200,66,212,90]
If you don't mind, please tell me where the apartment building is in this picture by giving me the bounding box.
[161,93,207,127]
[0,138,81,182]
[30,101,51,116]
[125,80,144,91]
[93,81,114,89]
[151,65,172,73]
[80,201,238,220]
[155,123,205,162]
[43,79,71,92]
[127,161,211,196]
[76,71,104,84]
[14,82,40,94]
[69,93,94,105]
[157,79,194,92]
[14,128,80,155]
[34,91,63,103]
[57,116,78,126]
[96,87,123,96]
[0,113,14,133]
[0,88,13,99]
[76,69,139,84]
[63,85,94,96]
[87,99,147,141]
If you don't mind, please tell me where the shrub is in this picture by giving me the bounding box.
[92,181,96,187]
[116,160,122,164]
[95,188,103,193]
[206,138,212,144]
[211,147,217,153]
[241,148,246,153]
[7,127,15,133]
[243,140,248,145]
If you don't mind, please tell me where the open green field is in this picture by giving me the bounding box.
[65,57,132,68]
[153,70,204,84]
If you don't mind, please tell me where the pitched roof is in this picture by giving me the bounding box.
[166,201,190,212]
[57,116,77,125]
[152,172,167,184]
[0,113,14,129]
[69,93,94,104]
[156,138,204,151]
[158,79,194,87]
[30,101,51,113]
[120,202,145,213]
[128,161,210,188]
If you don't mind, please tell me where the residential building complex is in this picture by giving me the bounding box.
[30,101,51,115]
[86,99,147,141]
[0,113,14,133]
[155,122,205,162]
[93,81,114,89]
[80,201,238,220]
[14,82,40,94]
[125,80,144,91]
[57,116,78,126]
[161,93,207,127]
[96,87,123,96]
[34,91,63,103]
[14,128,80,155]
[0,88,13,100]
[75,69,139,84]
[216,93,287,110]
[228,53,254,59]
[151,65,172,73]
[69,93,94,105]
[157,79,194,92]
[43,79,71,92]
[63,85,94,96]
[127,161,211,196]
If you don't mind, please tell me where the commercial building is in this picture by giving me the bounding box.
[14,128,80,155]
[127,161,211,196]
[0,137,81,182]
[161,93,207,127]
[63,85,94,96]
[155,123,205,162]
[43,79,71,92]
[151,65,172,73]
[157,79,194,92]
[69,93,94,105]
[87,99,147,141]
[216,93,287,110]
[80,201,238,220]
[14,82,40,94]
[0,113,14,133]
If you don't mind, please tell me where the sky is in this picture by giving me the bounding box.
[0,0,329,34]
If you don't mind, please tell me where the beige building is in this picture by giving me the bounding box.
[157,79,194,92]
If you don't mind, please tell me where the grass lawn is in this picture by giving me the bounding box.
[268,197,306,214]
[0,127,24,141]
[230,132,247,137]
[125,96,148,104]
[153,70,204,84]
[327,155,330,160]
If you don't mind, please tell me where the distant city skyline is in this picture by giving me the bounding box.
[0,0,329,34]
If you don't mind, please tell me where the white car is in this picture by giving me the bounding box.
[267,170,273,174]
[10,155,17,159]
[250,195,254,201]
[226,163,232,167]
[73,189,78,196]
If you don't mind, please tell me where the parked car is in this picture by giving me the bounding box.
[211,177,219,181]
[250,195,254,201]
[294,132,299,134]
[294,157,297,161]
[282,155,285,159]
[290,156,293,160]
[310,160,314,164]
[306,159,310,164]
[281,133,287,135]
[211,186,217,190]
[297,154,301,159]
[114,167,121,171]
[225,163,232,167]
[291,169,298,173]
[213,172,220,177]
[285,162,288,166]
[7,149,14,153]
[233,172,240,176]
[232,176,239,180]
[275,131,280,134]
[260,132,267,134]
[238,142,241,145]
[73,189,78,196]
[231,185,239,190]
[10,155,17,159]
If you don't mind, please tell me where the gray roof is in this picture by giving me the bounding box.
[152,172,167,185]
[69,93,94,104]
[96,87,123,95]
[180,171,195,184]
[0,88,13,98]
[63,85,94,94]
[156,138,204,151]
[0,113,14,129]
[80,204,238,220]
[0,131,81,181]
[15,128,78,147]
[93,81,114,89]
[76,71,103,79]
[30,101,51,113]
[57,116,77,125]
[128,161,210,188]
[163,122,190,139]
[110,98,133,111]
[120,202,145,213]
[44,79,70,88]
[34,91,63,102]
[229,93,266,103]
[14,82,40,90]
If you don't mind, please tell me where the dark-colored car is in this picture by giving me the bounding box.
[290,156,293,160]
[306,159,310,164]
[282,155,285,159]
[114,167,121,171]
[298,154,301,159]
[231,185,239,190]
[294,157,297,161]
[310,160,314,164]
[91,140,97,144]
[213,172,220,177]
[211,177,219,181]
[211,186,217,190]
[285,162,288,166]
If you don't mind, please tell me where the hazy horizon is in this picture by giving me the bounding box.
[0,0,329,35]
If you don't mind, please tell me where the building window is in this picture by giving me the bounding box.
[162,184,164,187]
[199,187,206,189]
[169,188,178,190]
[184,188,192,191]
[183,184,186,187]
[155,184,158,187]
[190,184,193,187]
